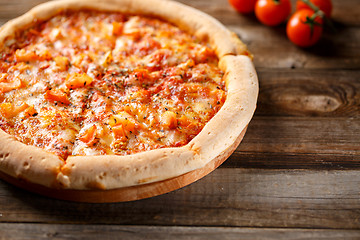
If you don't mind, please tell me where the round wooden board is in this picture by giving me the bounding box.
[0,127,247,203]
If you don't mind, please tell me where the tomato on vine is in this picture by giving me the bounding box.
[286,9,323,47]
[255,0,292,26]
[296,0,333,18]
[228,0,257,14]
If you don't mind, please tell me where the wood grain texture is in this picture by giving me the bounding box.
[238,117,359,155]
[233,26,360,69]
[0,0,48,25]
[224,152,360,170]
[1,169,360,229]
[256,69,360,117]
[2,224,360,240]
[0,0,359,238]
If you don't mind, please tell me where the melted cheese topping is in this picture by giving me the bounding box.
[0,11,226,160]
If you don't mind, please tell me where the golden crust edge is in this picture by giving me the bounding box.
[0,0,258,190]
[0,129,63,187]
[0,126,247,203]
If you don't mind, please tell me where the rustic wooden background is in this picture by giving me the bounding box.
[1,0,360,239]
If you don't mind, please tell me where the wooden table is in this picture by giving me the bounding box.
[1,0,359,239]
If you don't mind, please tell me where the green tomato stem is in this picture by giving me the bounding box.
[301,0,320,12]
[300,0,337,33]
[301,0,325,18]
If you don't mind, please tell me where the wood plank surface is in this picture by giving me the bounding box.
[234,26,360,69]
[0,0,359,238]
[225,152,360,170]
[1,169,360,229]
[256,69,360,117]
[239,117,359,155]
[2,224,360,240]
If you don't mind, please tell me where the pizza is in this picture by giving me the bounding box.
[0,0,258,201]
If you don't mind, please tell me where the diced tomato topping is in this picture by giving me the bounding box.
[15,48,52,62]
[65,73,93,89]
[0,76,22,94]
[0,102,29,118]
[79,124,97,145]
[112,124,127,141]
[45,88,70,105]
[160,111,177,129]
[112,21,123,36]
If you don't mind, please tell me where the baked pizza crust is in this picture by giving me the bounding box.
[0,130,63,188]
[0,0,258,191]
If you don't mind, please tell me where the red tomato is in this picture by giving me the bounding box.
[296,0,332,18]
[286,9,323,47]
[255,0,292,26]
[228,0,257,14]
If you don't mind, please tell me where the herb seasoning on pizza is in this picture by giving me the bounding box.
[0,11,226,159]
[0,0,258,201]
